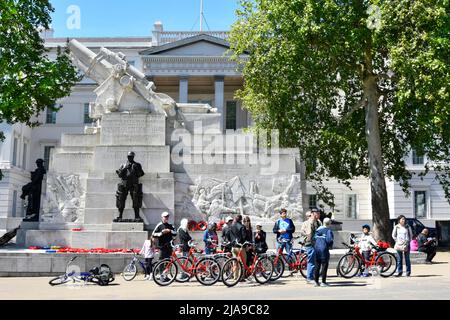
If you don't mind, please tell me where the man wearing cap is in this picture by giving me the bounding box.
[273,208,296,254]
[114,151,145,223]
[21,159,47,221]
[152,212,177,260]
[221,216,234,246]
[300,208,322,283]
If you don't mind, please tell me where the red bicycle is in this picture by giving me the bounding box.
[152,240,221,286]
[220,241,274,287]
[337,237,397,278]
[269,238,308,280]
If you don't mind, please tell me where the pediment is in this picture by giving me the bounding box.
[140,34,230,57]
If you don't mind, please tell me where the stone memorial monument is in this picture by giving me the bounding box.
[17,39,306,249]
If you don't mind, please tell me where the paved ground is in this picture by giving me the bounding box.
[1,251,449,300]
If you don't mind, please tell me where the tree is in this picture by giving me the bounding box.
[0,0,80,179]
[229,0,449,241]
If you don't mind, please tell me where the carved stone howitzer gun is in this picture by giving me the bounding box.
[68,39,176,119]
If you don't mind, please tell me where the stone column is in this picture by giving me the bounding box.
[179,76,189,103]
[214,75,225,132]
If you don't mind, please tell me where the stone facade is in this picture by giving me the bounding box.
[1,22,449,241]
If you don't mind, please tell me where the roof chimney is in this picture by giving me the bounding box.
[152,21,163,46]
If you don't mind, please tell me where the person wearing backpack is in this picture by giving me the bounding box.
[392,215,414,277]
[300,208,322,284]
[313,218,334,287]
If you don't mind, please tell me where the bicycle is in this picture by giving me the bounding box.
[122,249,159,281]
[336,237,397,278]
[152,240,221,287]
[49,256,115,286]
[220,241,274,287]
[269,237,307,281]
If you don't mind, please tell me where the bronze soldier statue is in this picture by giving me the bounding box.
[21,159,47,222]
[114,151,145,223]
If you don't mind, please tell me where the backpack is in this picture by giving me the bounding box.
[97,264,114,286]
[314,233,328,253]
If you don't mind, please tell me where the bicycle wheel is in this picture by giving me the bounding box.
[152,259,178,286]
[122,263,137,281]
[298,253,308,279]
[195,257,221,286]
[337,253,361,279]
[175,257,194,283]
[214,254,230,280]
[221,258,243,287]
[49,275,70,286]
[253,255,273,284]
[376,252,397,278]
[269,254,284,281]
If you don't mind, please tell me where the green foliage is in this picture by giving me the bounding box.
[230,0,450,204]
[0,0,80,137]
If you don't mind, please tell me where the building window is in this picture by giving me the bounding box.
[226,101,237,130]
[84,103,94,124]
[46,105,58,124]
[414,191,427,218]
[22,142,28,169]
[12,190,18,217]
[345,194,357,219]
[128,60,135,66]
[308,195,317,209]
[412,150,424,165]
[12,137,18,166]
[44,146,54,171]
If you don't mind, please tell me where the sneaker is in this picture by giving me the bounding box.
[144,275,150,280]
[425,261,432,265]
[320,282,330,287]
[406,273,411,277]
[395,273,403,277]
[362,273,370,278]
[314,282,320,287]
[306,279,315,285]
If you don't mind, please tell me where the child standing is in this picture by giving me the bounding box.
[140,235,156,280]
[313,218,334,287]
[358,224,378,277]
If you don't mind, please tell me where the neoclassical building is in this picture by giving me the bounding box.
[0,22,448,235]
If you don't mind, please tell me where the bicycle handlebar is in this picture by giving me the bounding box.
[234,241,254,247]
[188,240,198,247]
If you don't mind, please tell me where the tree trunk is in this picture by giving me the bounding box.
[363,75,392,242]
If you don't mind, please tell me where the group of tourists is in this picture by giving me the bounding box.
[137,209,437,283]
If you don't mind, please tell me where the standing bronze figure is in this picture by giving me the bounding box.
[114,151,145,223]
[21,159,46,222]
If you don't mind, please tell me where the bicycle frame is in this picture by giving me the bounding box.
[162,241,204,276]
[345,243,380,270]
[272,239,306,271]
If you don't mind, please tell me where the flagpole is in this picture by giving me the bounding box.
[200,0,203,32]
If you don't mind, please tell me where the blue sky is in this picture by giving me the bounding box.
[49,0,240,37]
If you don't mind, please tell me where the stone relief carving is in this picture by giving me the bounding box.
[181,175,304,223]
[42,174,84,223]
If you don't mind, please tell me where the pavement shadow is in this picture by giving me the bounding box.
[429,262,448,265]
[326,281,367,287]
